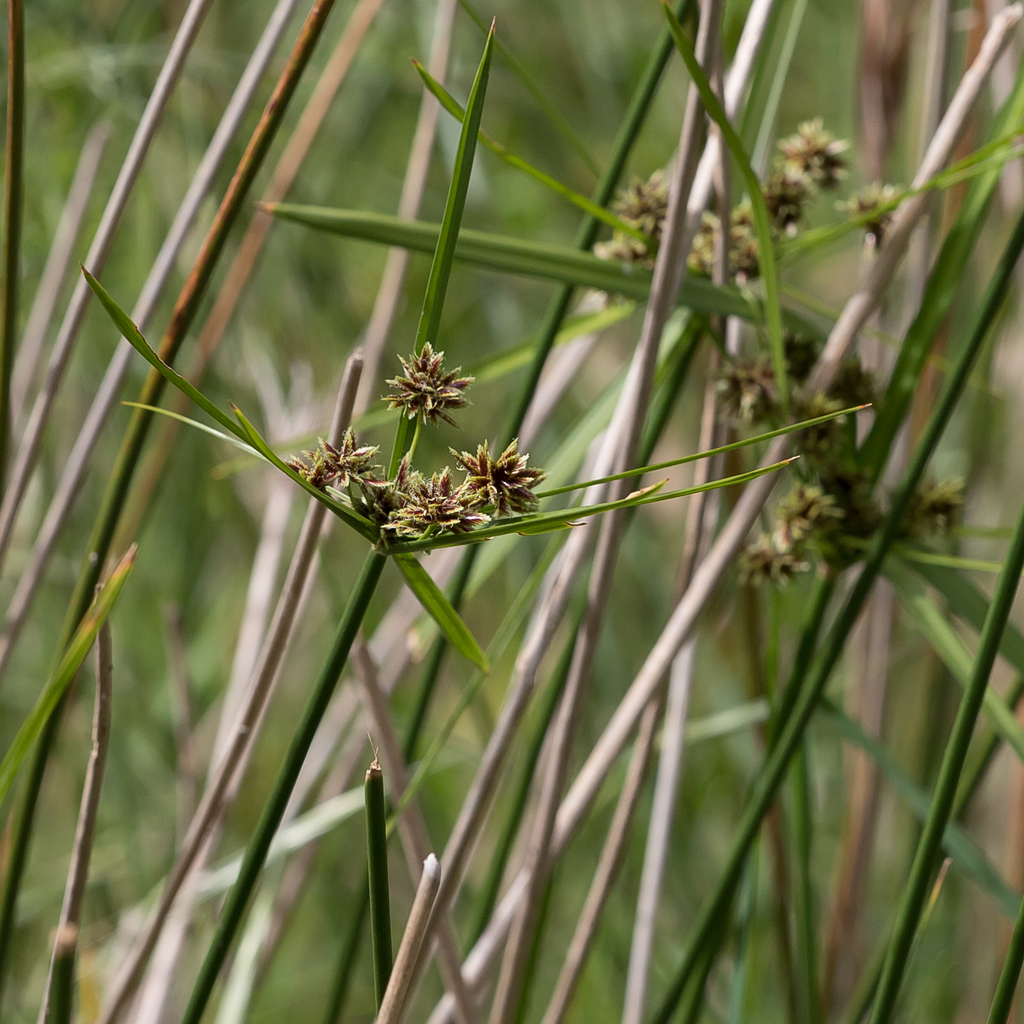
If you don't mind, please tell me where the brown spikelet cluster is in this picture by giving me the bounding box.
[384,342,473,427]
[387,467,491,538]
[451,439,546,516]
[287,428,380,491]
[837,182,902,245]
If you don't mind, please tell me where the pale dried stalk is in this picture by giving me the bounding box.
[487,1,722,1016]
[623,99,736,1021]
[0,0,219,590]
[354,0,458,413]
[379,854,442,1024]
[538,698,661,1024]
[563,5,1022,842]
[0,0,311,688]
[354,643,478,1024]
[37,622,113,1024]
[96,353,364,1024]
[162,604,199,846]
[10,121,109,427]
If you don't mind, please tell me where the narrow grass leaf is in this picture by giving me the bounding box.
[387,458,798,553]
[266,205,824,334]
[0,546,135,809]
[536,402,866,498]
[909,559,1024,673]
[121,402,257,454]
[393,553,489,672]
[662,0,789,414]
[83,269,249,444]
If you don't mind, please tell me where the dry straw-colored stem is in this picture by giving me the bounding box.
[37,622,113,1024]
[423,21,1021,1024]
[379,854,442,1024]
[10,120,109,428]
[538,699,661,1024]
[561,4,1021,870]
[487,2,722,1018]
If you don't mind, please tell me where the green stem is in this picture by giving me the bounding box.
[868,493,1024,1023]
[652,201,1024,1024]
[986,894,1024,1024]
[48,931,75,1024]
[0,0,24,490]
[365,758,393,1010]
[0,2,341,994]
[180,550,386,1024]
[791,742,818,1024]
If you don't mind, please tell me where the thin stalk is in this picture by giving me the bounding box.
[179,550,386,1024]
[39,622,113,1024]
[366,759,394,1010]
[650,201,1024,1024]
[0,0,342,1003]
[538,699,661,1024]
[10,121,110,427]
[987,887,1024,1024]
[0,0,25,488]
[378,854,441,1024]
[867,478,1024,1018]
[790,742,818,1024]
[468,631,574,947]
[97,351,364,1024]
[401,0,699,959]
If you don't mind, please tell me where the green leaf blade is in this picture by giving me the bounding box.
[393,554,490,672]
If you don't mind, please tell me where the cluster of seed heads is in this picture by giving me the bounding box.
[289,343,545,543]
[594,119,901,284]
[731,351,963,584]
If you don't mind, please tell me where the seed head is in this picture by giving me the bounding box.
[903,478,965,538]
[785,332,819,384]
[793,393,847,464]
[773,483,843,552]
[828,359,877,408]
[718,357,778,424]
[287,428,380,491]
[384,342,473,427]
[353,454,421,528]
[388,467,490,538]
[763,168,809,234]
[612,171,669,241]
[837,183,901,246]
[777,118,848,190]
[594,232,654,268]
[740,534,810,586]
[728,201,761,279]
[452,438,546,516]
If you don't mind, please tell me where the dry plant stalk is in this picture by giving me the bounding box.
[379,854,443,1024]
[36,622,113,1024]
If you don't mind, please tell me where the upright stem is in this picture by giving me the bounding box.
[0,0,24,488]
[365,759,393,1011]
[179,550,386,1024]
